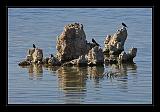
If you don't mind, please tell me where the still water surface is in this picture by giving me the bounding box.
[8,8,152,104]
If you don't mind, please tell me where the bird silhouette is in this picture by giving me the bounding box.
[122,22,127,28]
[50,54,53,58]
[33,44,36,48]
[81,24,83,29]
[92,38,100,46]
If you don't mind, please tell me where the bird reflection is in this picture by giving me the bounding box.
[87,66,105,85]
[27,64,43,80]
[105,63,137,78]
[105,63,137,92]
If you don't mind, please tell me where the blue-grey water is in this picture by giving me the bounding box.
[8,8,152,104]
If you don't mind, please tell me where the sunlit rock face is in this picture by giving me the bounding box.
[103,27,127,55]
[19,48,43,66]
[32,48,43,63]
[26,48,43,63]
[56,23,88,62]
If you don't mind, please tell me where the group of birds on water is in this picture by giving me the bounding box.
[32,23,127,58]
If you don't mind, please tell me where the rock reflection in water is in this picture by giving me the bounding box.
[105,63,137,78]
[20,64,43,80]
[105,63,137,92]
[56,66,87,104]
[20,62,137,103]
[87,66,105,85]
[56,66,105,104]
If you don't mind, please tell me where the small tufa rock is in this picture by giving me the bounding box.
[19,47,43,66]
[48,56,61,66]
[128,47,137,58]
[18,60,31,66]
[118,48,137,63]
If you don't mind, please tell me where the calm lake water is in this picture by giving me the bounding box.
[8,8,152,104]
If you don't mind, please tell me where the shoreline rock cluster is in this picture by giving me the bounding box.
[18,22,137,67]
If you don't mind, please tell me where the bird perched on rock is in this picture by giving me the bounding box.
[81,24,83,29]
[122,22,128,28]
[33,44,36,49]
[92,38,100,46]
[50,54,53,58]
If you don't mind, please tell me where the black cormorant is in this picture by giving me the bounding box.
[81,24,83,29]
[50,54,53,58]
[33,44,36,49]
[122,22,127,28]
[92,38,100,46]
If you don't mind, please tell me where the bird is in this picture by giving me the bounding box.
[33,44,36,49]
[81,24,83,29]
[92,38,100,46]
[122,22,127,28]
[50,54,53,58]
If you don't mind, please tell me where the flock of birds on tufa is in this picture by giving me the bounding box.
[32,22,128,59]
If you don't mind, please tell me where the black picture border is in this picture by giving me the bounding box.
[1,0,158,112]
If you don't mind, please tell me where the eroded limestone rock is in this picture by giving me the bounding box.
[104,47,137,64]
[56,23,93,62]
[62,46,104,66]
[18,23,137,67]
[19,48,43,66]
[103,27,127,55]
[32,48,43,63]
[87,46,104,66]
[118,47,137,63]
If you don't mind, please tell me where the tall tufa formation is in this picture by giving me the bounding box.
[56,23,88,62]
